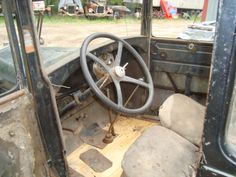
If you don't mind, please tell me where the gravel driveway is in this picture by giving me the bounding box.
[0,19,192,48]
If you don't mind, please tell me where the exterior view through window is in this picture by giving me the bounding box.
[0,17,17,96]
[152,0,216,42]
[33,1,141,48]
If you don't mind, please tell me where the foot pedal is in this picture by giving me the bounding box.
[79,123,107,149]
[80,149,112,172]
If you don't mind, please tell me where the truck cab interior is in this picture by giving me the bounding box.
[0,0,236,177]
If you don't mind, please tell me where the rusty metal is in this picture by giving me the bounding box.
[103,133,114,144]
[103,85,140,144]
[103,88,115,143]
[0,90,25,106]
[13,0,69,176]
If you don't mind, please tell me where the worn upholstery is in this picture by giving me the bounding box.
[159,94,205,146]
[122,126,199,177]
[122,94,205,177]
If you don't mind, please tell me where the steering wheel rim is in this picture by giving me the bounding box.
[80,33,154,114]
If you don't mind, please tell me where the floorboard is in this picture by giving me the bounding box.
[67,116,158,177]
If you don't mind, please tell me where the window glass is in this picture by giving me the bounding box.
[0,15,17,96]
[225,77,236,158]
[37,1,141,49]
[1,0,142,96]
[151,0,215,41]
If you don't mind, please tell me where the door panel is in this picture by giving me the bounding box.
[150,38,213,95]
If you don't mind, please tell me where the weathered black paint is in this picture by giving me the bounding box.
[0,0,25,97]
[151,39,212,66]
[13,0,69,176]
[198,0,236,176]
[141,0,152,37]
[150,38,212,94]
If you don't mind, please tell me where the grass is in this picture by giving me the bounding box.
[42,15,141,24]
[0,15,141,25]
[0,14,200,26]
[40,14,201,24]
[0,16,4,24]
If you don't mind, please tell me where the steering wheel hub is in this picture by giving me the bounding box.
[114,66,126,78]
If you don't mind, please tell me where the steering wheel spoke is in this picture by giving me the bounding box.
[114,41,123,66]
[96,75,109,88]
[121,76,149,88]
[113,80,123,107]
[87,52,111,72]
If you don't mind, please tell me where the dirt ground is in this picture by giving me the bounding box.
[0,19,193,48]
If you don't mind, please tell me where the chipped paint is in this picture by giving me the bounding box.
[0,94,48,176]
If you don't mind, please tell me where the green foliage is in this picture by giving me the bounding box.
[81,0,87,6]
[108,0,123,5]
[45,0,58,6]
[0,16,4,24]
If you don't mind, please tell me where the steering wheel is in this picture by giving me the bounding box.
[80,33,154,114]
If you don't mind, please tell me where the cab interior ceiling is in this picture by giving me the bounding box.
[54,37,212,117]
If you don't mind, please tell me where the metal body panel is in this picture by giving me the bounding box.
[0,46,78,87]
[11,0,69,176]
[0,92,47,177]
[198,0,236,176]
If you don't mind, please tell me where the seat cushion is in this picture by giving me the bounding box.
[159,94,205,146]
[122,126,200,177]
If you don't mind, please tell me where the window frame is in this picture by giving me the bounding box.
[0,0,25,98]
[198,0,236,176]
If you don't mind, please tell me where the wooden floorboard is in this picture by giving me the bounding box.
[67,116,158,177]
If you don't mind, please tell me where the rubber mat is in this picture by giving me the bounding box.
[69,167,84,177]
[79,123,107,149]
[80,149,112,172]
